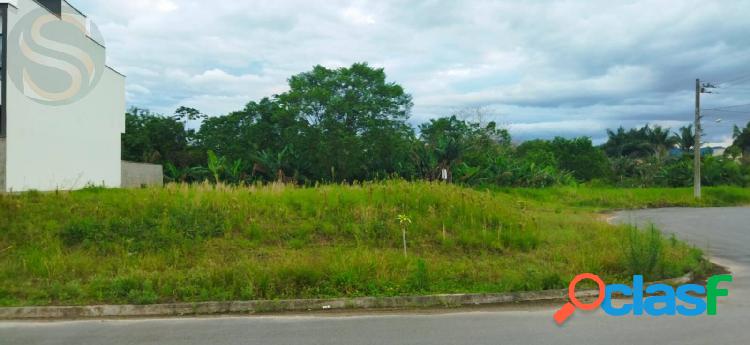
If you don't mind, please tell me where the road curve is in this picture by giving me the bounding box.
[1,207,748,345]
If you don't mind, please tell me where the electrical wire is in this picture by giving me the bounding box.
[702,103,750,111]
[715,86,750,91]
[713,73,750,86]
[703,109,750,114]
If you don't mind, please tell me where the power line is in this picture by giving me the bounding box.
[703,109,750,114]
[702,103,750,111]
[715,85,750,90]
[702,117,747,125]
[713,73,750,85]
[714,87,750,95]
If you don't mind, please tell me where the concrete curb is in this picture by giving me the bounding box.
[0,290,580,320]
[0,273,692,320]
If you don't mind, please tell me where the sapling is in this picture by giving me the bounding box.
[397,214,412,258]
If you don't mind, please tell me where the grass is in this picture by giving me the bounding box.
[491,186,750,211]
[0,181,747,307]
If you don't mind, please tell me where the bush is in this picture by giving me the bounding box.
[656,158,692,187]
[624,225,663,279]
[407,259,430,292]
[703,156,748,187]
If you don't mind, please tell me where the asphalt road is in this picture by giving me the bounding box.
[1,207,748,345]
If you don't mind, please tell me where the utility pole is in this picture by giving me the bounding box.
[694,79,716,199]
[694,79,702,199]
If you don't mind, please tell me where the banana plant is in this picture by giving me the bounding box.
[164,163,182,183]
[206,150,226,184]
[251,146,292,182]
[225,159,245,184]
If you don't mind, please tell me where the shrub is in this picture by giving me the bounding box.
[624,225,663,279]
[407,259,430,292]
[656,158,692,187]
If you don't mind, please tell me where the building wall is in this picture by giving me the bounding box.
[121,161,164,189]
[3,0,125,192]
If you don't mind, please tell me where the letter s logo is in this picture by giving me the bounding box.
[9,6,106,105]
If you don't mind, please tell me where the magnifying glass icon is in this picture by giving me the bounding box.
[554,273,606,325]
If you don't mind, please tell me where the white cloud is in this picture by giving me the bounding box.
[126,84,151,95]
[71,0,750,142]
[153,0,178,13]
[341,7,376,25]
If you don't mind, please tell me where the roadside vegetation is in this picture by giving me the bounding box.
[2,64,747,308]
[493,186,750,211]
[2,182,748,307]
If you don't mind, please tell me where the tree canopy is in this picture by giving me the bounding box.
[122,63,750,188]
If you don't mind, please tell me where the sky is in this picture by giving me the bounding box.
[72,0,750,145]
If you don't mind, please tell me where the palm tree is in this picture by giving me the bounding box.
[604,127,628,157]
[604,127,651,157]
[604,125,678,158]
[672,125,695,153]
[648,125,678,158]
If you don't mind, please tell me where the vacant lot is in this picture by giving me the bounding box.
[0,182,748,307]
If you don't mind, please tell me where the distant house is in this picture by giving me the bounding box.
[668,147,719,158]
[711,147,727,157]
[668,148,684,157]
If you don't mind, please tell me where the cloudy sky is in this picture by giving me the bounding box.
[73,0,750,144]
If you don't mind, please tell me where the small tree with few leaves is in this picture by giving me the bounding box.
[397,215,413,258]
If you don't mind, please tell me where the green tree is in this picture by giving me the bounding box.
[198,98,297,171]
[276,63,415,182]
[517,137,608,182]
[549,137,609,181]
[196,63,415,183]
[516,140,558,169]
[173,106,207,123]
[122,108,200,167]
[732,122,750,163]
[417,116,510,182]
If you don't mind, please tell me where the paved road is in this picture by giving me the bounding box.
[1,207,748,345]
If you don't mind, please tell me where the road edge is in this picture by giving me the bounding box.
[0,274,692,320]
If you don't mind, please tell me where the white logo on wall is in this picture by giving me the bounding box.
[8,7,106,106]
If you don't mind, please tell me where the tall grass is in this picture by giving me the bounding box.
[0,181,744,307]
[492,185,750,211]
[624,225,663,279]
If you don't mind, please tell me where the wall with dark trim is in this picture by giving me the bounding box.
[35,0,62,16]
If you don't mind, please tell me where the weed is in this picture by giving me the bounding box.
[408,259,430,292]
[0,182,747,306]
[624,225,663,279]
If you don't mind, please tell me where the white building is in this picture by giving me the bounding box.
[711,147,727,157]
[0,0,126,192]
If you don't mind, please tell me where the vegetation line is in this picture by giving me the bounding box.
[122,63,750,189]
